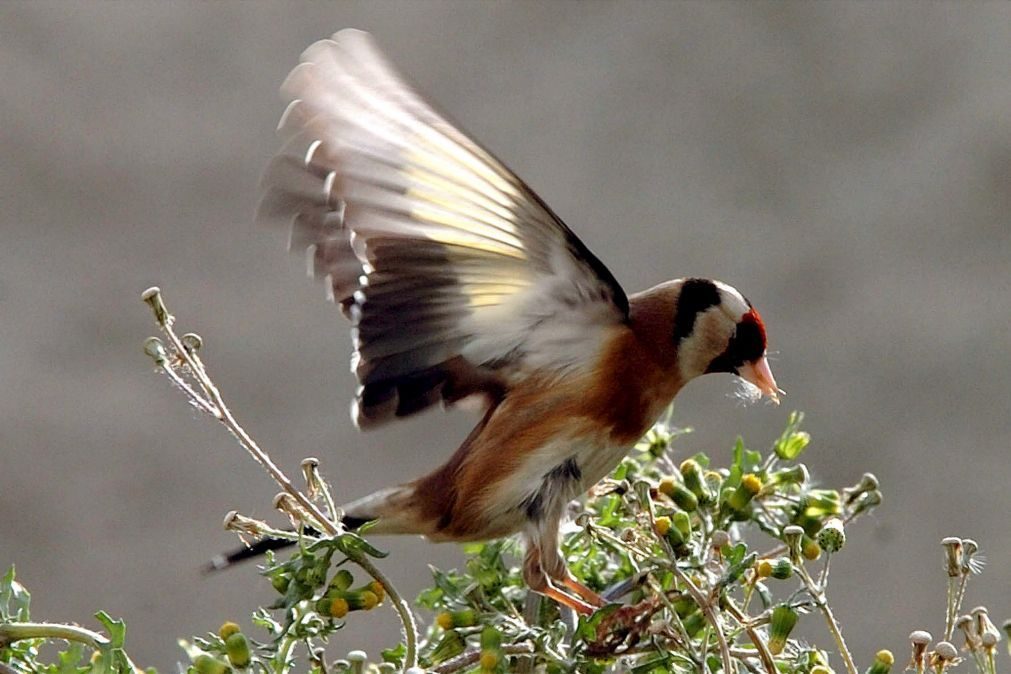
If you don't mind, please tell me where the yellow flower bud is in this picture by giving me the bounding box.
[802,537,822,561]
[770,558,794,580]
[865,649,893,674]
[679,460,705,495]
[218,622,241,640]
[193,654,231,674]
[436,612,454,630]
[741,474,763,494]
[436,609,477,630]
[360,590,379,610]
[329,597,349,618]
[479,651,500,671]
[368,580,385,603]
[727,474,763,513]
[667,481,699,511]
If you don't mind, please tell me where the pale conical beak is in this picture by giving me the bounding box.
[739,356,783,405]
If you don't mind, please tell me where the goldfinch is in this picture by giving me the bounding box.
[242,29,780,614]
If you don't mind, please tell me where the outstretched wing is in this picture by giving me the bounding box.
[258,29,629,428]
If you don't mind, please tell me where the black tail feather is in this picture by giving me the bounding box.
[202,515,372,573]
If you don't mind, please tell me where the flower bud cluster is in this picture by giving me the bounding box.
[316,570,384,619]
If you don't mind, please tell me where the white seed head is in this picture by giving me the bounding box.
[934,641,958,661]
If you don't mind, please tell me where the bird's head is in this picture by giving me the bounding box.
[671,278,782,404]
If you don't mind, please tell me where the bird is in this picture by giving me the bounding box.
[238,29,781,615]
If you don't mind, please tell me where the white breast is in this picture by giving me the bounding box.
[480,431,631,526]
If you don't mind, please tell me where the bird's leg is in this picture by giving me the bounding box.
[559,574,608,608]
[522,544,597,616]
[536,545,607,608]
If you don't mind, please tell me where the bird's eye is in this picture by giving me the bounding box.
[734,313,767,364]
[704,309,767,375]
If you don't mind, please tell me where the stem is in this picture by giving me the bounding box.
[948,573,970,640]
[796,565,858,674]
[143,288,337,536]
[645,577,695,663]
[817,554,832,589]
[943,576,958,640]
[0,622,109,649]
[723,599,778,674]
[668,563,734,674]
[432,643,534,673]
[274,608,302,671]
[178,350,337,536]
[0,623,144,674]
[350,552,419,670]
[142,289,419,670]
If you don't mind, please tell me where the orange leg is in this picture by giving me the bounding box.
[535,531,607,608]
[539,582,597,616]
[560,574,607,608]
[523,539,605,616]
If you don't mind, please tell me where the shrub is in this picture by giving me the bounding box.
[1,288,1004,674]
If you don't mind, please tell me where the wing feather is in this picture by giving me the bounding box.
[258,29,628,427]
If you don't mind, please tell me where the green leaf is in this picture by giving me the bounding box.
[724,542,748,567]
[250,607,281,635]
[92,612,134,674]
[728,436,746,487]
[334,533,389,559]
[54,643,88,674]
[613,460,630,481]
[94,612,126,649]
[773,411,809,460]
[689,451,711,468]
[381,642,406,666]
[0,566,32,621]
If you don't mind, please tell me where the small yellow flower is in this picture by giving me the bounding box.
[218,622,241,640]
[329,598,349,619]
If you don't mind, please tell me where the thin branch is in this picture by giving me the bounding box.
[795,563,857,674]
[142,288,337,537]
[0,622,109,650]
[140,287,420,670]
[667,563,734,674]
[349,552,419,670]
[723,599,778,674]
[0,622,144,674]
[432,642,535,673]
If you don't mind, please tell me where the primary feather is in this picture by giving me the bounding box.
[257,29,629,428]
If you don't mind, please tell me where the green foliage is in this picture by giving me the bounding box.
[4,290,1005,673]
[3,412,1005,673]
[0,567,146,674]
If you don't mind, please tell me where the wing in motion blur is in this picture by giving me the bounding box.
[258,29,629,428]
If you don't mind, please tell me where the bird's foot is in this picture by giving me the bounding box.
[582,596,662,656]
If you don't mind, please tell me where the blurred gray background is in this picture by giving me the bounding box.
[2,1,1009,669]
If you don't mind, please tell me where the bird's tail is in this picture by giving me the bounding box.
[203,485,420,573]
